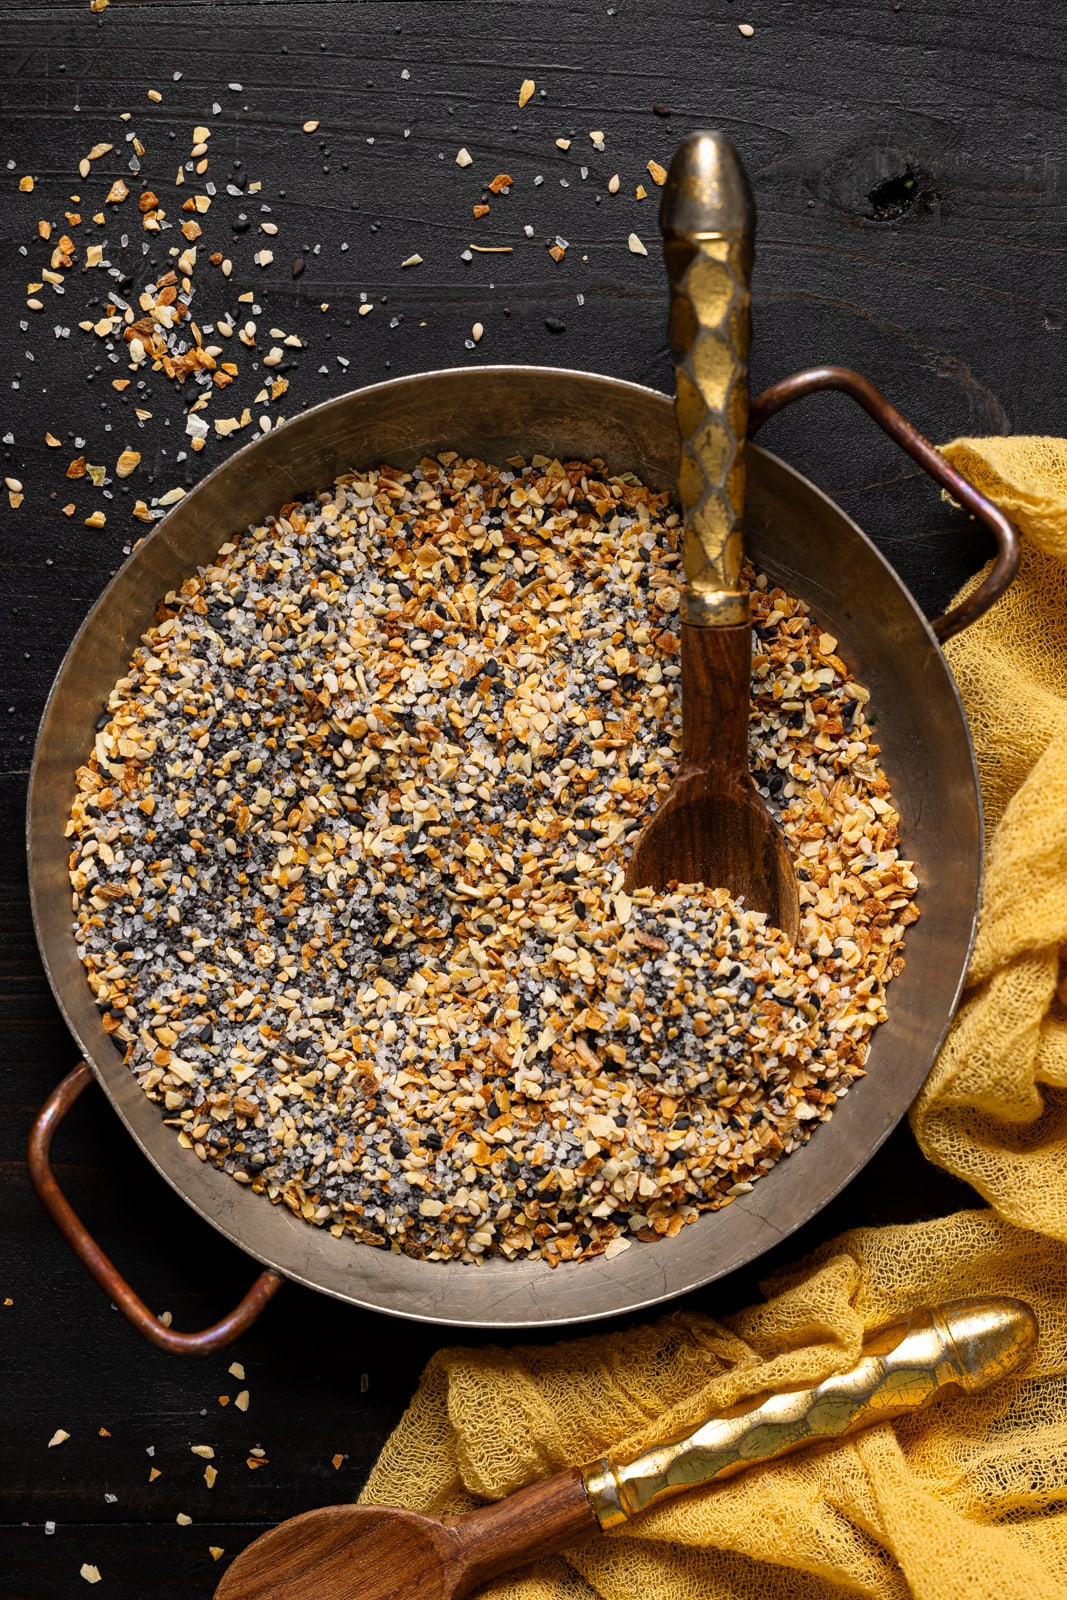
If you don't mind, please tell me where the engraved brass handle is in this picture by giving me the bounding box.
[582,1297,1037,1528]
[662,130,755,628]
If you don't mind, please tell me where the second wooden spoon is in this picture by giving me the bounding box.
[213,1297,1036,1600]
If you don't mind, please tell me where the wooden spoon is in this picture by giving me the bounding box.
[214,1297,1036,1600]
[625,131,799,940]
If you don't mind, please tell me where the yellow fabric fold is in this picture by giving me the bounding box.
[361,437,1067,1598]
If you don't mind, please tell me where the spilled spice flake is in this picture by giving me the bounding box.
[518,78,536,107]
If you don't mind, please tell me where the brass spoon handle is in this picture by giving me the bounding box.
[582,1296,1037,1528]
[662,130,755,629]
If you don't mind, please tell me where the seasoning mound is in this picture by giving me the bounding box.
[68,454,918,1265]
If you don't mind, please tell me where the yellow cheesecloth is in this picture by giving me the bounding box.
[362,437,1067,1599]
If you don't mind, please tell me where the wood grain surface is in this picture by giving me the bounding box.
[1,2,1063,1595]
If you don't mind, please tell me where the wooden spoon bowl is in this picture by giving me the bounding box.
[214,1470,598,1600]
[625,620,799,938]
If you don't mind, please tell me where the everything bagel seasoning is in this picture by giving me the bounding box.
[68,453,917,1265]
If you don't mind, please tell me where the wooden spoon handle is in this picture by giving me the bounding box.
[661,130,754,629]
[678,620,751,777]
[441,1466,599,1595]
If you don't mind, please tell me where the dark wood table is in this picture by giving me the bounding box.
[2,3,1062,1594]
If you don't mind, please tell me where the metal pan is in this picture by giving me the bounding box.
[26,363,1017,1348]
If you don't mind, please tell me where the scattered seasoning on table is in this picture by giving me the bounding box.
[69,453,917,1267]
[7,64,685,547]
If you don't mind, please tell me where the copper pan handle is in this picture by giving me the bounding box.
[748,365,1020,641]
[27,1061,283,1355]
